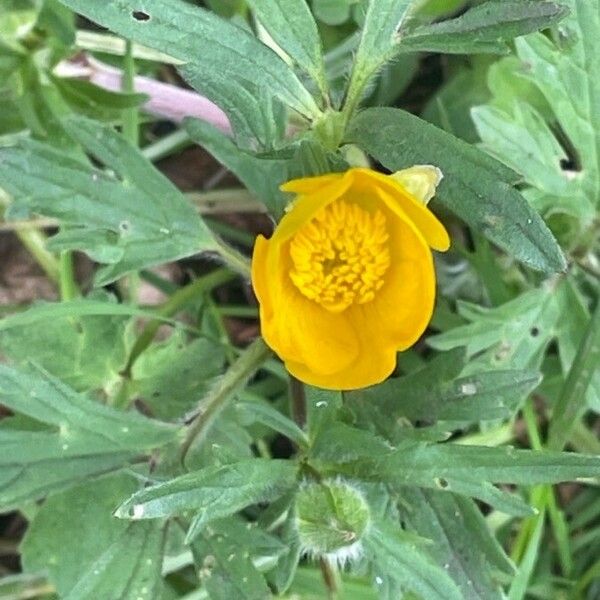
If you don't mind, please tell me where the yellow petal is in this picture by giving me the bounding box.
[390,165,443,205]
[255,237,359,376]
[273,172,354,244]
[280,172,344,194]
[349,168,450,252]
[284,344,396,390]
[349,202,436,351]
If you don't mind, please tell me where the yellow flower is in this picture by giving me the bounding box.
[251,167,450,390]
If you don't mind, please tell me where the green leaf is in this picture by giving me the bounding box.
[0,295,130,392]
[22,474,156,597]
[508,509,546,600]
[246,0,327,95]
[132,331,226,421]
[305,386,343,443]
[53,77,148,122]
[428,286,561,371]
[37,0,76,46]
[323,439,600,515]
[347,348,541,424]
[0,116,218,285]
[56,0,320,145]
[336,442,600,482]
[346,0,413,110]
[64,521,165,600]
[184,117,289,216]
[0,299,176,330]
[191,519,274,600]
[400,1,569,55]
[473,1,600,226]
[236,397,310,449]
[114,459,298,530]
[421,56,492,143]
[399,489,513,600]
[0,364,177,510]
[346,107,567,272]
[364,521,463,600]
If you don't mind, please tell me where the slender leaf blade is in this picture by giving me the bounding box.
[347,107,566,272]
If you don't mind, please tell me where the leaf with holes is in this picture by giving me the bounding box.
[55,0,320,146]
[316,434,600,516]
[0,116,218,285]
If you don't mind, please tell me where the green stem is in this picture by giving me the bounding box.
[214,238,252,278]
[319,558,339,599]
[290,376,307,431]
[15,228,60,284]
[180,337,271,464]
[516,401,572,576]
[124,268,236,375]
[548,298,600,451]
[142,129,191,162]
[59,251,79,301]
[122,39,138,146]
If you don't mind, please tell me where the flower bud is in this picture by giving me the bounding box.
[295,480,370,565]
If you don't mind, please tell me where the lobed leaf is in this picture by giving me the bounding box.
[0,116,218,285]
[347,348,541,424]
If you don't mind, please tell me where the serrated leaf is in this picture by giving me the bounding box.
[246,0,326,95]
[365,521,463,600]
[0,116,218,285]
[399,489,513,600]
[115,459,298,529]
[346,107,566,272]
[56,0,320,145]
[428,286,561,370]
[0,364,177,510]
[473,0,600,226]
[400,1,568,55]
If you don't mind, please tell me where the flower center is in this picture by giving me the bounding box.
[289,199,391,312]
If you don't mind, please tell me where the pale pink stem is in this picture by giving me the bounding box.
[55,55,232,134]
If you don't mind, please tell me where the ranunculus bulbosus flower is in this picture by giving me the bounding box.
[251,167,450,390]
